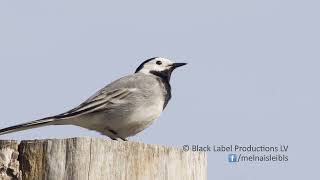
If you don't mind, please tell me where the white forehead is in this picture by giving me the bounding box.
[136,57,175,74]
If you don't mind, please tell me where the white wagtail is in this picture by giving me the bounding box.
[0,57,186,141]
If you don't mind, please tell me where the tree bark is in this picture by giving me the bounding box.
[0,137,207,180]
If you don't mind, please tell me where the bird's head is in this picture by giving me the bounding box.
[135,57,187,81]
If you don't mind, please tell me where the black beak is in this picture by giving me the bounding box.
[171,63,187,69]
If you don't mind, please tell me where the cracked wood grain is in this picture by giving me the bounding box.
[0,140,21,180]
[0,137,207,180]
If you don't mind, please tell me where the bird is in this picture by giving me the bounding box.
[0,57,187,141]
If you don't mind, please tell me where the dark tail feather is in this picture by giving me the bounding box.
[0,118,56,136]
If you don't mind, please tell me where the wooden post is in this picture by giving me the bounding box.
[0,137,207,180]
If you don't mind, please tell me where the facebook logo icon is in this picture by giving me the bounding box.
[228,154,237,163]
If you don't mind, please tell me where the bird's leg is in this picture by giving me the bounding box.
[110,137,118,141]
[102,127,118,141]
[119,137,128,141]
[106,128,127,141]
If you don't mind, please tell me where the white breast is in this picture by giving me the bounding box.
[117,98,164,137]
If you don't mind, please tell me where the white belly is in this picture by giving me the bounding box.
[73,98,165,138]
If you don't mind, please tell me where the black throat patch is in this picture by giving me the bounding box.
[150,70,173,109]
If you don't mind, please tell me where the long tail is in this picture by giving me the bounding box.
[0,117,58,136]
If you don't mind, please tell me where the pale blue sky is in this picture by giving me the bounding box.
[0,1,319,179]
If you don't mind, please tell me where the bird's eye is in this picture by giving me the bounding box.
[156,61,162,65]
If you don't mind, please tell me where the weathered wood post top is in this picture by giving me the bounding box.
[0,137,207,180]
